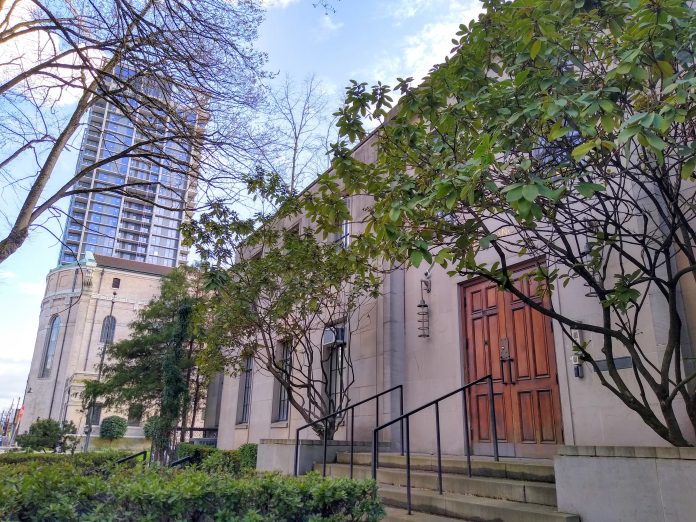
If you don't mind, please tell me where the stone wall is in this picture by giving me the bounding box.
[555,445,696,522]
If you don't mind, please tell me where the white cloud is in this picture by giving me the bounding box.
[0,270,18,282]
[366,0,483,84]
[262,0,301,9]
[314,14,343,41]
[386,0,432,21]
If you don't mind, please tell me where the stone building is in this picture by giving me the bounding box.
[20,253,169,437]
[207,129,696,521]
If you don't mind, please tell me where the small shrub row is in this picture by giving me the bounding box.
[176,442,257,475]
[0,464,384,521]
[0,450,130,469]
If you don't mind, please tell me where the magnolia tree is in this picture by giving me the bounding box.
[197,228,379,440]
[306,0,696,446]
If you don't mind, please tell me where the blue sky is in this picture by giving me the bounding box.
[0,0,483,411]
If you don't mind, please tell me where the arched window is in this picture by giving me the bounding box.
[39,315,61,378]
[100,315,116,344]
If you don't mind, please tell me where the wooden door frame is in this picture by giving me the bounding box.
[457,258,564,456]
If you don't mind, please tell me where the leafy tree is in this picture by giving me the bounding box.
[16,419,78,453]
[99,416,127,442]
[308,0,696,446]
[85,266,208,461]
[200,228,379,440]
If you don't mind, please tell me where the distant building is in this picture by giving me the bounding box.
[58,76,197,268]
[20,254,170,436]
[20,79,201,441]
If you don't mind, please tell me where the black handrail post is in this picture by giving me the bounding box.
[322,419,328,477]
[399,386,404,456]
[463,387,472,477]
[405,416,411,515]
[350,408,355,479]
[371,428,378,480]
[487,375,499,462]
[294,428,301,476]
[435,402,443,494]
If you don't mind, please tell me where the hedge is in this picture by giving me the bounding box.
[0,450,130,469]
[176,442,257,475]
[0,456,384,521]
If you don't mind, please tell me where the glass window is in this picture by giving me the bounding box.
[39,315,61,378]
[127,404,143,427]
[89,404,102,426]
[237,356,254,424]
[274,342,292,422]
[323,324,346,415]
[100,315,116,344]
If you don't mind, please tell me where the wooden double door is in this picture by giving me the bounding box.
[461,271,563,458]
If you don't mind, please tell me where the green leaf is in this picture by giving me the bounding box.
[479,234,497,250]
[576,182,605,197]
[522,185,539,201]
[410,249,424,267]
[571,141,595,160]
[681,157,696,180]
[530,39,542,60]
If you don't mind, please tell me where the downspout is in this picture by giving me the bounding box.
[48,268,79,420]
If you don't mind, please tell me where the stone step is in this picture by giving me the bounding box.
[336,452,555,483]
[379,484,580,522]
[317,462,557,506]
[383,507,464,521]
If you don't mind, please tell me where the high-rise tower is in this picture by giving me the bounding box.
[59,86,196,267]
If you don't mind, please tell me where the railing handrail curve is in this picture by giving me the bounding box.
[296,384,403,432]
[372,374,499,516]
[373,375,491,432]
[294,384,404,477]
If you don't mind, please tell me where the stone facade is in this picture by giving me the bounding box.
[211,132,696,461]
[19,254,168,436]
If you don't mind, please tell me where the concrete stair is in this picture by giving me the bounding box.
[316,452,579,522]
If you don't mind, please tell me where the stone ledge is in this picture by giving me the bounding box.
[260,438,377,447]
[558,445,695,460]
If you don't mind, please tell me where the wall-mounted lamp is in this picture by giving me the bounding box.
[570,327,584,379]
[417,279,431,338]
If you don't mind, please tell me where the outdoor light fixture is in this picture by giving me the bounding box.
[570,327,584,379]
[417,278,431,338]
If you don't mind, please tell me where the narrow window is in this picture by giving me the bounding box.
[89,404,102,426]
[273,341,292,422]
[323,324,346,415]
[127,404,143,426]
[100,315,116,344]
[237,356,254,424]
[112,277,121,289]
[39,315,61,378]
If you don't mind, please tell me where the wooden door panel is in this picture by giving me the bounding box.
[462,266,563,458]
[537,390,557,442]
[511,306,532,380]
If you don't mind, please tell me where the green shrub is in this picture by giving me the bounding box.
[238,442,258,469]
[99,416,128,441]
[142,415,162,440]
[175,441,217,461]
[176,442,258,475]
[0,450,130,469]
[15,418,79,453]
[0,454,384,522]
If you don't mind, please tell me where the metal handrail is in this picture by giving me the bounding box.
[294,384,404,478]
[169,455,194,468]
[114,450,147,466]
[372,375,499,515]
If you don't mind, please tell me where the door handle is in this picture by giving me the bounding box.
[507,358,516,385]
[500,358,506,384]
